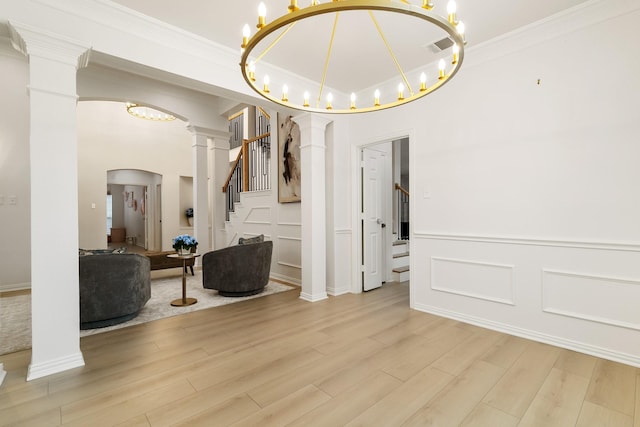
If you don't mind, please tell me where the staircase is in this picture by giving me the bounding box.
[391,240,410,283]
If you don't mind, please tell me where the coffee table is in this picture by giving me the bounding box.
[167,253,201,307]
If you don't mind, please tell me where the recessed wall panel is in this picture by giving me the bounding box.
[542,270,640,330]
[431,257,515,305]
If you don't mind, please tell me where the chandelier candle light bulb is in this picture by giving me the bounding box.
[289,0,299,12]
[398,83,405,100]
[452,44,459,64]
[457,20,466,42]
[303,91,310,107]
[438,59,446,79]
[350,92,357,109]
[447,0,457,24]
[420,72,427,91]
[326,93,333,110]
[242,24,250,48]
[263,75,270,93]
[282,85,289,102]
[257,2,266,29]
[374,89,381,106]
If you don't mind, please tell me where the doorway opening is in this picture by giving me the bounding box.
[359,136,410,292]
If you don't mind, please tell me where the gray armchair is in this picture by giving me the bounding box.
[202,240,273,296]
[79,253,151,329]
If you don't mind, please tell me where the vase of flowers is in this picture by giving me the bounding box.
[172,234,198,255]
[185,208,194,227]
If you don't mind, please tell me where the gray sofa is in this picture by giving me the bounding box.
[79,252,151,329]
[202,239,273,296]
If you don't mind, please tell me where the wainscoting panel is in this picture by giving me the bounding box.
[277,236,302,270]
[412,232,640,366]
[431,257,515,305]
[243,206,271,225]
[542,269,640,330]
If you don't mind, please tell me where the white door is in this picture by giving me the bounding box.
[362,147,384,291]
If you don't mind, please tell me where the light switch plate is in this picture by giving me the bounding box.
[8,195,17,205]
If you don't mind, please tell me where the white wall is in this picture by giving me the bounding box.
[341,2,640,365]
[0,42,30,291]
[222,107,302,284]
[78,101,193,251]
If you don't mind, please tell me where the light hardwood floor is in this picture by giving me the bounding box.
[1,282,638,426]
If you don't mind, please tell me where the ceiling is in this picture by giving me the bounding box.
[109,0,590,100]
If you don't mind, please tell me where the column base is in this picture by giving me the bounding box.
[27,352,85,381]
[299,292,329,302]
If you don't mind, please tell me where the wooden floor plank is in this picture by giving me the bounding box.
[517,367,590,427]
[576,401,633,427]
[584,359,637,416]
[481,341,561,418]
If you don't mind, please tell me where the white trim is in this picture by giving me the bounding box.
[269,273,301,287]
[542,269,640,331]
[27,352,85,381]
[277,222,302,227]
[0,363,6,387]
[335,228,352,235]
[414,232,640,252]
[430,257,516,306]
[277,236,302,269]
[299,291,328,303]
[413,302,640,368]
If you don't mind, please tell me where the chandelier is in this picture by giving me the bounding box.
[125,103,176,121]
[240,0,466,114]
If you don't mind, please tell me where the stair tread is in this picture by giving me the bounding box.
[393,266,410,273]
[393,251,410,258]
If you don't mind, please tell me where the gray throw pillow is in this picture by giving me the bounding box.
[238,234,264,245]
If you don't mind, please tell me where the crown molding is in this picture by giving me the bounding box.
[8,21,91,68]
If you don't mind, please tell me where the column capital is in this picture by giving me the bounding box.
[186,124,230,140]
[291,113,332,133]
[9,21,91,69]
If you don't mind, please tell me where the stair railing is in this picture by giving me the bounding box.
[395,183,410,240]
[222,131,271,221]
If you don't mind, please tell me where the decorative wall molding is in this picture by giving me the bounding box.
[542,269,640,331]
[335,228,352,235]
[277,236,302,270]
[277,222,302,227]
[413,301,640,368]
[243,206,271,225]
[430,257,515,305]
[415,232,640,252]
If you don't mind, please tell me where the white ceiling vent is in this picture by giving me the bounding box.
[423,36,454,54]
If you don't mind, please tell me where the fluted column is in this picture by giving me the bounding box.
[292,113,332,302]
[9,22,91,380]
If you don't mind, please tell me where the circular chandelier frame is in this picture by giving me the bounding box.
[240,0,466,114]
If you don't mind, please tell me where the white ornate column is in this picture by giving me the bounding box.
[9,22,90,380]
[292,113,332,302]
[210,135,231,250]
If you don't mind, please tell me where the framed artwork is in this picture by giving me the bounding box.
[278,114,301,203]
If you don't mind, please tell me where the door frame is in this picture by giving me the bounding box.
[351,129,414,295]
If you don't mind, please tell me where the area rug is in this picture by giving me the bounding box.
[0,271,295,355]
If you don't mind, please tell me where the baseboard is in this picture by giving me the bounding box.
[327,285,351,296]
[0,282,31,292]
[413,302,640,368]
[269,272,301,287]
[299,291,328,303]
[27,352,85,381]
